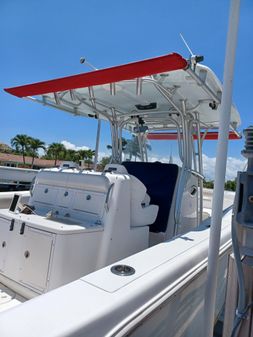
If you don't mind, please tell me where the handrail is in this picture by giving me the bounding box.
[105,183,115,211]
[185,168,204,180]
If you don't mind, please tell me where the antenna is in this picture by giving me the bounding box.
[179,33,204,69]
[80,57,98,70]
[180,33,194,56]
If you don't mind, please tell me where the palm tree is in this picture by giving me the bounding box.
[84,149,95,169]
[64,149,78,162]
[11,134,31,164]
[123,136,140,161]
[76,149,95,162]
[47,143,66,166]
[75,149,95,168]
[77,149,89,162]
[99,156,111,169]
[29,138,46,168]
[85,149,95,161]
[107,138,127,152]
[123,136,151,161]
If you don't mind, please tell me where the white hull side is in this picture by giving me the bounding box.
[0,191,30,209]
[125,253,228,337]
[0,208,232,337]
[0,166,38,184]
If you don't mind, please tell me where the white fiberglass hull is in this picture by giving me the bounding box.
[0,206,232,337]
[0,191,30,209]
[0,166,37,186]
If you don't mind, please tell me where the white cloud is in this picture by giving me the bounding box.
[61,140,111,161]
[61,140,89,151]
[147,152,246,181]
[202,153,246,181]
[147,154,181,165]
[59,141,246,180]
[97,151,111,161]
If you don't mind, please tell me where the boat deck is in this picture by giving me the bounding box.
[203,188,235,214]
[0,188,235,321]
[0,283,26,313]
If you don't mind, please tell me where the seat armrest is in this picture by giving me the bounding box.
[131,204,159,227]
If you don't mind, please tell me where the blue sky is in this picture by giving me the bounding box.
[0,0,252,177]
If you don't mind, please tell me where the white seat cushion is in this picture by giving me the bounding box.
[130,175,158,227]
[104,164,128,174]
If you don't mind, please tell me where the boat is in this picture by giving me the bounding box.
[0,165,38,192]
[0,52,240,336]
[0,2,242,333]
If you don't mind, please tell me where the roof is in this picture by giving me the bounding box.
[0,153,61,167]
[147,131,241,140]
[4,53,187,97]
[0,143,12,152]
[4,53,241,132]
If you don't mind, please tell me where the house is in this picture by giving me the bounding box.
[0,152,62,169]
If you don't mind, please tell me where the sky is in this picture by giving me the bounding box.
[0,0,252,179]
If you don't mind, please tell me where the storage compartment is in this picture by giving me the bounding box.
[0,210,103,296]
[0,214,55,293]
[19,227,54,291]
[73,190,106,215]
[0,218,24,280]
[32,185,59,205]
[0,217,14,272]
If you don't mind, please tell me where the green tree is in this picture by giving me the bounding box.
[124,136,141,161]
[47,143,66,165]
[64,149,78,162]
[225,179,236,191]
[77,149,89,161]
[29,138,46,168]
[84,149,95,162]
[0,143,12,153]
[99,156,111,169]
[70,149,95,164]
[11,134,31,164]
[203,180,214,189]
[107,138,127,153]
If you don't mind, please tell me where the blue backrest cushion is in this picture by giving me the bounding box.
[122,162,178,232]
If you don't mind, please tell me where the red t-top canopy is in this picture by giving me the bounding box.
[147,131,241,140]
[4,53,187,98]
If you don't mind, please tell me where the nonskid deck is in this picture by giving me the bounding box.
[0,282,25,313]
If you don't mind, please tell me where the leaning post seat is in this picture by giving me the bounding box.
[122,162,179,233]
[29,169,111,219]
[103,163,159,227]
